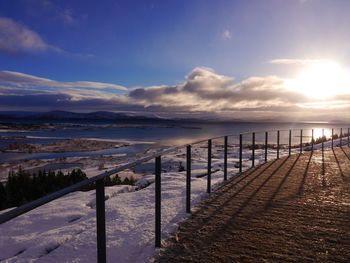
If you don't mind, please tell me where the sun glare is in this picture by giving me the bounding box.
[313,128,331,140]
[285,61,350,99]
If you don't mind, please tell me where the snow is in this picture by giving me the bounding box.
[0,171,218,262]
[0,138,348,262]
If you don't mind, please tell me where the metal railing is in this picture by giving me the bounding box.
[0,127,349,262]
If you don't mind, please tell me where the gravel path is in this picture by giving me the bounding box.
[157,147,350,262]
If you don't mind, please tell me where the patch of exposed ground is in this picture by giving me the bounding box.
[157,147,350,262]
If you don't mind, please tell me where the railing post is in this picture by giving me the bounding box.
[322,129,324,154]
[289,130,291,156]
[340,128,343,146]
[300,129,303,154]
[207,139,212,194]
[277,130,280,159]
[252,132,255,167]
[331,128,334,149]
[155,156,161,248]
[311,129,314,152]
[224,136,228,181]
[239,134,243,173]
[96,179,106,263]
[186,145,191,213]
[264,131,268,163]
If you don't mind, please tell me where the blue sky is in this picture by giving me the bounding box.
[1,0,350,121]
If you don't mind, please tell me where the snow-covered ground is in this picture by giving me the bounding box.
[0,138,348,262]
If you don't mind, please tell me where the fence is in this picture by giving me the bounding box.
[0,127,349,262]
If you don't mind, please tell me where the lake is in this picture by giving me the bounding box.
[0,120,347,163]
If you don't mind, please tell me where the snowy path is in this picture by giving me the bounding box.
[157,147,350,262]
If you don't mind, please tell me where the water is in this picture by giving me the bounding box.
[0,120,347,163]
[0,144,149,163]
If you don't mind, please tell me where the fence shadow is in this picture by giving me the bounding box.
[181,159,279,234]
[159,151,336,261]
[297,152,313,195]
[332,149,345,180]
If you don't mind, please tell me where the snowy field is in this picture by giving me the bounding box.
[0,137,348,262]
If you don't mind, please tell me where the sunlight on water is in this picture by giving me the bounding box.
[313,128,331,139]
[160,137,205,146]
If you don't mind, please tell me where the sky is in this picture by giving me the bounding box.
[1,0,350,122]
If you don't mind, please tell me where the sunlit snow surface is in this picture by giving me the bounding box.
[0,138,346,262]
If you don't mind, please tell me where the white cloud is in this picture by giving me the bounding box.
[0,17,92,57]
[0,71,127,92]
[222,30,232,40]
[0,17,61,54]
[0,68,349,121]
[297,100,350,109]
[60,9,75,25]
[58,8,78,25]
[129,67,305,112]
[268,58,332,65]
[127,67,350,121]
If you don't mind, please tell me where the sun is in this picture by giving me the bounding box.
[285,61,350,99]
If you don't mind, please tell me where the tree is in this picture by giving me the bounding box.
[0,182,6,210]
[1,168,88,211]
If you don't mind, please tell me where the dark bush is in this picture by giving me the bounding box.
[0,168,137,211]
[1,168,87,210]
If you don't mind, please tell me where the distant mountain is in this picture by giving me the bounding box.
[0,110,328,124]
[35,111,127,120]
[0,110,170,122]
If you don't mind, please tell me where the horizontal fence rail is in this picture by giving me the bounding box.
[1,126,349,263]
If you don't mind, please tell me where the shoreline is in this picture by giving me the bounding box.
[0,137,156,181]
[2,138,130,154]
